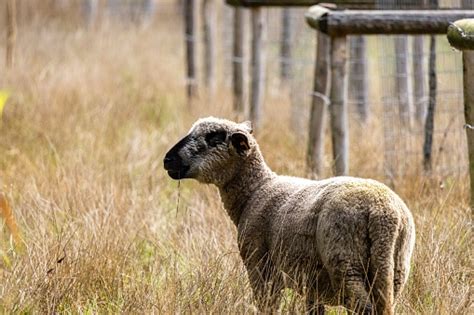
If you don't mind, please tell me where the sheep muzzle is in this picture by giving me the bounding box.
[164,135,191,179]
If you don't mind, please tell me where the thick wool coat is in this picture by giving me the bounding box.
[165,117,416,315]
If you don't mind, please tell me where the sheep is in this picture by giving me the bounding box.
[163,117,416,315]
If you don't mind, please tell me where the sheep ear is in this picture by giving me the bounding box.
[231,132,250,155]
[241,121,253,134]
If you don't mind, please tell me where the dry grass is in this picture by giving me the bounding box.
[0,8,472,314]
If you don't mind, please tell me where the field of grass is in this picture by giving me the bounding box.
[0,7,472,314]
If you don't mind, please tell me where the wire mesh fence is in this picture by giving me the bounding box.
[119,0,472,180]
[377,34,467,179]
[8,0,471,181]
[216,1,472,180]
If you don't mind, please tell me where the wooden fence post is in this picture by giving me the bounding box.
[233,7,246,114]
[280,8,292,83]
[422,35,437,172]
[413,35,426,124]
[379,0,414,128]
[202,0,216,95]
[6,0,17,69]
[142,0,156,22]
[307,32,330,178]
[423,0,439,171]
[250,7,265,130]
[82,0,98,28]
[282,9,304,136]
[395,36,414,128]
[461,0,472,9]
[447,18,474,211]
[409,0,427,125]
[184,0,197,102]
[329,36,349,176]
[464,51,474,211]
[348,35,369,123]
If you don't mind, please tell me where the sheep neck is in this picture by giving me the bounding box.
[218,150,275,226]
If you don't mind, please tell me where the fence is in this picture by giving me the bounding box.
[4,0,473,184]
[307,6,473,175]
[447,18,474,209]
[177,0,474,184]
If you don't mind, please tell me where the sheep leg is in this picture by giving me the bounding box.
[341,273,373,314]
[318,215,372,313]
[322,259,372,314]
[393,224,413,302]
[393,254,407,304]
[369,214,399,315]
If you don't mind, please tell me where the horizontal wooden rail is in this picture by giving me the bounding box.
[225,0,444,8]
[226,0,375,8]
[306,6,474,36]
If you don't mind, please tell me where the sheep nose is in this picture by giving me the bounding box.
[163,155,174,169]
[163,153,182,171]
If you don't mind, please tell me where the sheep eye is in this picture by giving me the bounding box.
[205,130,227,147]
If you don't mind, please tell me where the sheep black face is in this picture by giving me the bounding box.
[164,117,253,184]
[163,134,193,179]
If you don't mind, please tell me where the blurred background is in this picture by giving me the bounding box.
[0,1,471,313]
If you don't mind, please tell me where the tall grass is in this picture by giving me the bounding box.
[0,9,471,314]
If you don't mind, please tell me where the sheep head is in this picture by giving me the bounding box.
[164,117,255,185]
